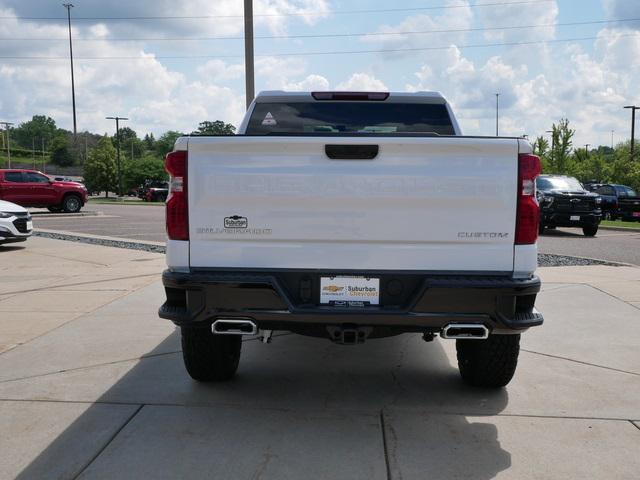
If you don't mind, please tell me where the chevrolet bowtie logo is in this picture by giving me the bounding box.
[322,285,344,293]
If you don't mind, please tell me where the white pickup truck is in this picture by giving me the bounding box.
[159,91,543,388]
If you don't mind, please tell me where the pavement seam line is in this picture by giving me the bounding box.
[24,248,111,267]
[0,280,161,358]
[630,421,640,432]
[0,350,183,384]
[379,410,393,480]
[0,334,290,384]
[0,273,158,296]
[584,283,640,310]
[1,398,638,423]
[72,404,144,480]
[521,349,640,376]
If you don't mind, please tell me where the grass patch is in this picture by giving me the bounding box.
[600,220,640,230]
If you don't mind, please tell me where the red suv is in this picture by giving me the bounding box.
[0,169,89,213]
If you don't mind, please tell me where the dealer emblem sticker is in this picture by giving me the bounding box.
[224,215,248,228]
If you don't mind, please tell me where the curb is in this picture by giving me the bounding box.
[30,211,102,218]
[33,229,166,254]
[599,225,640,232]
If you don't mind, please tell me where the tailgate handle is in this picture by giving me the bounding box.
[325,144,379,160]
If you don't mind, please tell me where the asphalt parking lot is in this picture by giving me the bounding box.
[31,202,640,266]
[1,237,639,479]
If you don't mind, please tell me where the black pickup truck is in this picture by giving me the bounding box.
[537,175,602,236]
[585,183,640,221]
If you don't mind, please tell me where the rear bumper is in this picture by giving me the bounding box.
[159,269,543,334]
[541,211,601,228]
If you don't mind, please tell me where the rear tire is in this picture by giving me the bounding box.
[456,334,520,388]
[62,194,82,213]
[538,223,545,235]
[181,327,242,381]
[582,225,598,237]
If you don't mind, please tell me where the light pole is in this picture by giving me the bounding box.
[585,144,590,156]
[624,105,638,161]
[0,121,13,168]
[545,129,555,168]
[106,116,129,196]
[63,3,77,137]
[611,130,614,149]
[495,93,500,136]
[244,0,255,109]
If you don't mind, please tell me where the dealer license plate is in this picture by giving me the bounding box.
[570,215,580,221]
[26,221,33,230]
[320,276,380,306]
[633,212,640,217]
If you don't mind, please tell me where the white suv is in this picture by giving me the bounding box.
[0,200,32,245]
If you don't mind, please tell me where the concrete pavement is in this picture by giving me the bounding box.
[1,237,639,479]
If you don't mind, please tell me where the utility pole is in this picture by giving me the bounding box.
[32,137,35,168]
[63,3,77,137]
[106,116,128,196]
[585,144,590,156]
[0,122,13,168]
[611,130,614,149]
[42,138,46,173]
[495,93,500,136]
[624,106,638,161]
[244,0,255,109]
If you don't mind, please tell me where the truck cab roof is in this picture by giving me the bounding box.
[255,90,448,104]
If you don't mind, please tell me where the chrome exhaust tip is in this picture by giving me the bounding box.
[212,318,258,335]
[441,323,489,340]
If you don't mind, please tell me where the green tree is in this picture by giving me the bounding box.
[49,134,75,166]
[84,135,117,196]
[192,120,236,136]
[155,131,183,156]
[547,118,575,174]
[569,150,611,184]
[143,133,156,151]
[12,115,58,150]
[122,154,167,191]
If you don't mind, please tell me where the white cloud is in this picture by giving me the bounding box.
[197,60,244,83]
[336,73,388,91]
[284,74,330,91]
[361,0,473,57]
[406,28,640,146]
[478,0,559,42]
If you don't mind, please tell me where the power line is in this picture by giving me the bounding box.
[0,32,636,61]
[0,1,556,21]
[2,17,638,42]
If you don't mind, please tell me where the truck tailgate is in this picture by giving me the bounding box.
[187,136,518,272]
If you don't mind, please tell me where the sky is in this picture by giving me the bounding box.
[0,0,639,148]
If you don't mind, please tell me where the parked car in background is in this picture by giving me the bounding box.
[0,199,32,244]
[0,169,89,213]
[585,183,640,221]
[140,180,168,202]
[537,174,602,236]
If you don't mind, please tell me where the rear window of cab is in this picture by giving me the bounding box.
[246,102,455,135]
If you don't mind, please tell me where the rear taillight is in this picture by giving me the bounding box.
[165,150,188,240]
[515,153,541,245]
